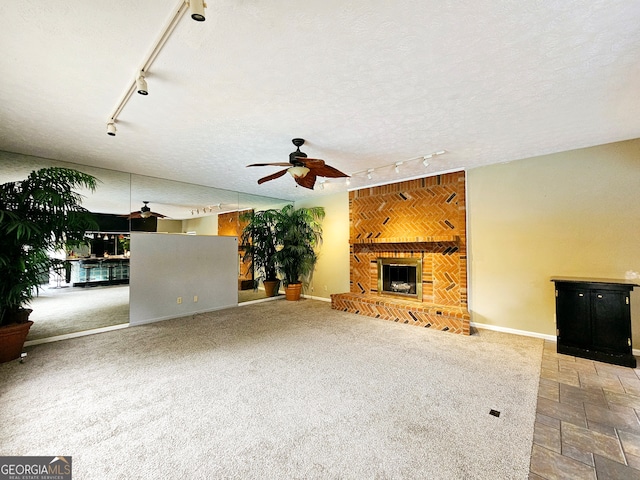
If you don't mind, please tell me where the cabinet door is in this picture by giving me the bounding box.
[591,290,630,354]
[556,288,591,348]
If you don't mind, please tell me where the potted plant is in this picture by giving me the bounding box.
[274,204,325,301]
[240,208,281,297]
[0,167,98,363]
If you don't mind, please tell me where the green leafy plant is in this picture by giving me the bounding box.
[0,167,98,325]
[240,208,281,284]
[274,204,324,286]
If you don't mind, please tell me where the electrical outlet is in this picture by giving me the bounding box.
[193,295,198,303]
[177,297,182,304]
[324,285,328,291]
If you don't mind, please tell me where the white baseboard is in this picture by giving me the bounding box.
[301,294,331,302]
[239,295,285,306]
[470,321,556,342]
[471,321,640,357]
[24,323,129,347]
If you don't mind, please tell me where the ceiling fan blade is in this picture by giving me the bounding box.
[257,169,289,184]
[295,171,317,190]
[310,164,349,178]
[124,211,167,219]
[247,163,292,167]
[299,158,325,168]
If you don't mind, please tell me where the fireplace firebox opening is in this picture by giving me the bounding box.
[377,257,422,301]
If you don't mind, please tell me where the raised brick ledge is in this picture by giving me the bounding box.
[330,293,470,335]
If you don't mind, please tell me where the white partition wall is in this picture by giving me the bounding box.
[129,233,238,325]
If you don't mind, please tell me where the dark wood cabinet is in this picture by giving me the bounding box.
[552,277,637,367]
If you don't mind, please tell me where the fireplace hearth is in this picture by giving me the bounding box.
[377,257,422,301]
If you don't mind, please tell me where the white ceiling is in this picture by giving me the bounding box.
[1,0,639,202]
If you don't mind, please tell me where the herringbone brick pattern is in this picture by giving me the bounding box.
[343,172,469,334]
[348,172,467,306]
[331,293,470,335]
[350,173,466,243]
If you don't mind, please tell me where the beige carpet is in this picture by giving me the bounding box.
[27,285,130,340]
[1,299,543,479]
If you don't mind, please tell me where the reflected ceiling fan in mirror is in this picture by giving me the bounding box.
[126,201,167,219]
[247,138,349,190]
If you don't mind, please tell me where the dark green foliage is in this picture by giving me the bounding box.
[0,167,98,325]
[240,208,281,282]
[240,204,325,287]
[273,205,324,286]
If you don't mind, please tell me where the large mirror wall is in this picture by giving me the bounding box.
[0,151,289,341]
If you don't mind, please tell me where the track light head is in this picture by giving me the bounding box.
[136,73,148,95]
[189,0,206,21]
[107,122,116,136]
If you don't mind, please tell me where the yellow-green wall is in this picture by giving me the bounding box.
[467,139,640,341]
[157,219,183,233]
[182,215,219,235]
[295,192,351,298]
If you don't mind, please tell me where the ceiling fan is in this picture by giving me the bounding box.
[126,201,167,219]
[247,138,349,190]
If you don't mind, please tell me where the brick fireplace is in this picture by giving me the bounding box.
[331,171,470,335]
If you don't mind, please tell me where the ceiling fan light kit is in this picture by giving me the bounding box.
[287,166,310,178]
[247,138,349,190]
[140,201,152,218]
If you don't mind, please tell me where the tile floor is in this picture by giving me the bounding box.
[529,341,640,479]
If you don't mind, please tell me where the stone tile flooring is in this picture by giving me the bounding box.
[529,340,640,479]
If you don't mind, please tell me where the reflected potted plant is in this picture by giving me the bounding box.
[240,209,281,297]
[0,167,98,363]
[274,205,324,301]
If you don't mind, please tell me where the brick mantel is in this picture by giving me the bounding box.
[351,235,460,244]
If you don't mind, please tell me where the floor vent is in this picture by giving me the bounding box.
[489,409,501,417]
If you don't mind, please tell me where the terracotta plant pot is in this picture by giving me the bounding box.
[263,279,281,297]
[285,283,302,301]
[0,320,34,364]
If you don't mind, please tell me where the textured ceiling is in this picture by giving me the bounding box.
[0,0,639,202]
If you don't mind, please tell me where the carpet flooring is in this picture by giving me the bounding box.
[1,299,543,479]
[27,285,130,340]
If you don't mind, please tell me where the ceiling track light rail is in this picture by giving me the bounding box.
[317,150,448,189]
[106,0,206,136]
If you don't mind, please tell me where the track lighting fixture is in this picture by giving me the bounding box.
[107,1,207,135]
[189,0,206,21]
[136,72,148,95]
[107,121,116,136]
[346,150,447,185]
